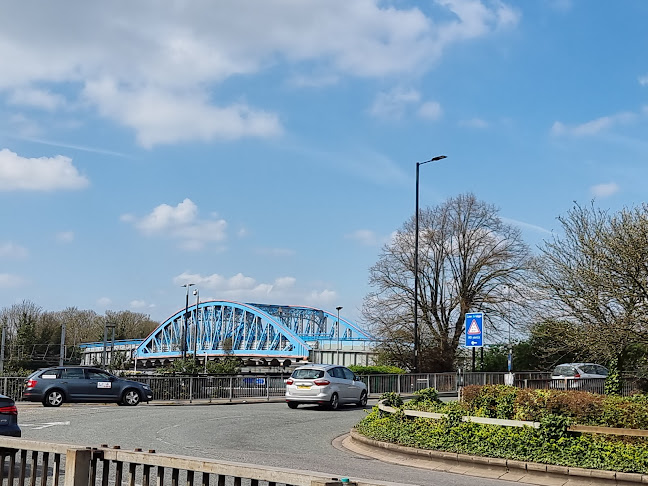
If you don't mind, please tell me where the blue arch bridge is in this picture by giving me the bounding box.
[82,301,377,370]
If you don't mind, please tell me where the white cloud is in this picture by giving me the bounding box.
[97,297,112,307]
[55,231,74,243]
[417,101,443,120]
[0,273,27,288]
[369,88,421,119]
[130,300,154,310]
[590,182,619,198]
[639,74,648,86]
[459,117,489,128]
[551,111,638,137]
[123,199,227,250]
[8,87,66,111]
[0,242,28,259]
[0,148,89,191]
[0,2,517,146]
[256,248,296,257]
[501,217,552,235]
[346,229,382,246]
[173,272,330,305]
[83,80,282,148]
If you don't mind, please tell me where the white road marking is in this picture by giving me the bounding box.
[19,421,70,430]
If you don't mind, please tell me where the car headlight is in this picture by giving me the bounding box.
[142,385,151,390]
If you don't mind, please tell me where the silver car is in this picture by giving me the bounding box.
[285,364,368,410]
[551,362,609,390]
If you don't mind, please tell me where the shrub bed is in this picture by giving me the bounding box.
[354,385,648,473]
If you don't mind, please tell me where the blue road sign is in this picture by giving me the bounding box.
[465,312,483,348]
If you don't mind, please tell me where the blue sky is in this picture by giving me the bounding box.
[1,1,647,327]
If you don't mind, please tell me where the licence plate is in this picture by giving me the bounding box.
[297,385,311,389]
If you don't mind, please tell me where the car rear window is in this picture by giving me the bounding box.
[580,364,598,374]
[292,369,324,379]
[553,365,576,376]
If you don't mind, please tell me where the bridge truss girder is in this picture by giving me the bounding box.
[135,301,373,362]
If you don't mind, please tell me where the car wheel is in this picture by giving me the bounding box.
[358,390,368,407]
[43,390,64,407]
[328,393,339,411]
[287,401,299,409]
[122,389,141,406]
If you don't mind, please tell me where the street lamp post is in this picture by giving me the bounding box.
[336,306,343,365]
[182,283,195,360]
[193,288,200,360]
[413,155,447,373]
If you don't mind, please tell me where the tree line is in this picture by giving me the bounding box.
[363,193,648,378]
[0,301,158,370]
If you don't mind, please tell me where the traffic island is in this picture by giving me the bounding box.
[345,429,642,485]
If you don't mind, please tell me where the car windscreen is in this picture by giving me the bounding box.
[292,369,324,379]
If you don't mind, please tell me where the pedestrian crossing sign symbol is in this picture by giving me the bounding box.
[464,312,483,347]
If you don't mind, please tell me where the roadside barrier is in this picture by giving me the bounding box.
[1,372,643,404]
[0,437,406,486]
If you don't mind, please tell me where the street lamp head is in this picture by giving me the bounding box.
[336,306,343,311]
[182,283,195,289]
[193,289,198,296]
[419,155,447,166]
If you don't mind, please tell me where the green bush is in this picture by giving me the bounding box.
[458,385,648,429]
[380,391,403,408]
[410,387,440,404]
[355,407,648,473]
[348,365,406,374]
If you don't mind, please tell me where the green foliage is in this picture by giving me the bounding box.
[380,391,403,408]
[461,385,517,419]
[539,414,572,441]
[410,387,440,405]
[355,405,648,473]
[156,357,242,375]
[348,365,405,375]
[605,357,622,396]
[205,357,241,375]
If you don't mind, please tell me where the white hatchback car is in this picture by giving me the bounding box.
[285,364,368,410]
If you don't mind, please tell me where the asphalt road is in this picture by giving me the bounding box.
[16,400,514,486]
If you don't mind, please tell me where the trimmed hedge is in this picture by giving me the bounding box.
[355,407,648,473]
[354,385,648,473]
[458,385,648,429]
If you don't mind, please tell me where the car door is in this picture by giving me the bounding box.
[328,367,349,401]
[61,368,90,400]
[342,367,362,401]
[85,368,120,401]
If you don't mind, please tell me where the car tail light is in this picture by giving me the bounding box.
[285,379,294,385]
[313,379,330,386]
[0,405,17,415]
[574,373,580,379]
[25,379,37,389]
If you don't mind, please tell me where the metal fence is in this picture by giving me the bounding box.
[0,437,397,486]
[1,372,644,404]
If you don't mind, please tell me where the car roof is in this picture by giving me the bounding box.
[555,363,604,367]
[294,363,338,370]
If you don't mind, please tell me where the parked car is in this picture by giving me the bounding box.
[23,366,153,407]
[0,394,20,437]
[285,364,368,410]
[551,363,609,390]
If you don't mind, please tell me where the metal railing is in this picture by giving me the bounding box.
[0,437,400,486]
[2,372,644,404]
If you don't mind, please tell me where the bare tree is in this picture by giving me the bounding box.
[363,193,531,371]
[532,202,648,371]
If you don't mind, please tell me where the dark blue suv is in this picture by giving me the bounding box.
[23,366,153,407]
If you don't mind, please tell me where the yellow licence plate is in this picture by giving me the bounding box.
[297,385,311,389]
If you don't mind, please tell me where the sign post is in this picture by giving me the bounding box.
[465,312,483,372]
